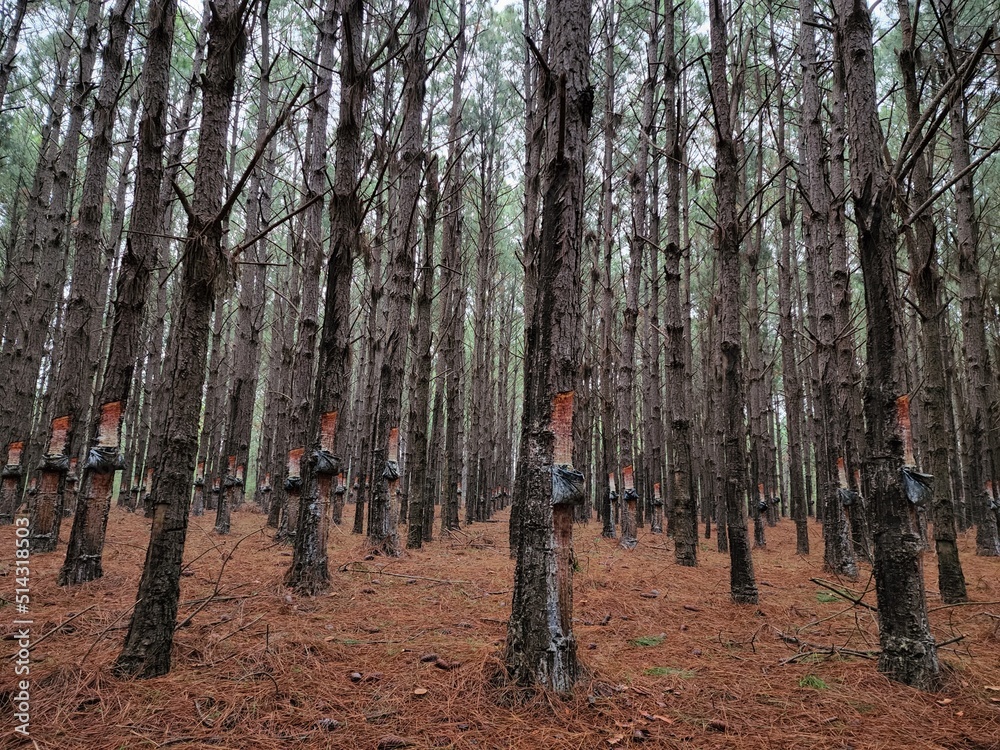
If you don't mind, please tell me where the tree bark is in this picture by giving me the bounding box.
[504,0,592,693]
[664,0,695,565]
[833,0,939,690]
[367,0,428,556]
[708,0,757,604]
[59,0,177,585]
[0,0,28,115]
[439,0,467,536]
[114,0,247,678]
[894,0,966,601]
[406,156,438,548]
[943,3,1000,557]
[801,0,857,578]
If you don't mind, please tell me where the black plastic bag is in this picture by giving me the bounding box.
[901,467,933,506]
[84,445,126,472]
[837,488,860,507]
[311,449,339,475]
[552,465,585,506]
[39,453,71,472]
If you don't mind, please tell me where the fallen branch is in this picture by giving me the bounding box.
[80,599,142,666]
[177,528,265,630]
[811,577,877,612]
[773,628,879,663]
[928,600,1000,613]
[6,604,98,658]
[338,561,472,585]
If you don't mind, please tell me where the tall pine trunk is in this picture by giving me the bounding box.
[834,0,939,689]
[115,0,247,677]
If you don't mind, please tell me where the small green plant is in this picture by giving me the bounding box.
[631,634,666,647]
[798,674,828,689]
[815,591,841,603]
[644,666,695,678]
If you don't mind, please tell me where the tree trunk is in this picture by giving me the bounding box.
[801,0,857,579]
[282,0,339,543]
[664,0,695,565]
[0,0,29,113]
[774,46,807,554]
[439,0,467,536]
[834,0,939,690]
[504,0,591,693]
[368,0,428,556]
[406,157,438,548]
[895,0,966,601]
[60,0,177,581]
[218,0,274,536]
[944,3,1000,557]
[114,0,247,678]
[708,0,756,604]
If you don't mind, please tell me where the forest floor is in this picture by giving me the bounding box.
[2,506,999,750]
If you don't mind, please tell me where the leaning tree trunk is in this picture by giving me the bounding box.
[708,0,757,604]
[37,0,134,551]
[114,0,247,678]
[0,0,76,367]
[504,0,592,694]
[43,0,132,524]
[23,0,102,553]
[834,0,939,690]
[0,0,29,118]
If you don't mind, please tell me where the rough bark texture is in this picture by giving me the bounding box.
[281,0,339,543]
[38,0,133,555]
[286,0,364,591]
[772,16,808,554]
[60,0,177,582]
[616,4,640,550]
[367,0,428,556]
[895,0,966,601]
[708,0,757,604]
[800,0,857,579]
[504,0,592,694]
[944,7,1000,557]
[663,0,695,566]
[834,0,939,690]
[829,22,869,561]
[0,0,29,112]
[438,0,466,535]
[0,1,76,369]
[14,1,99,537]
[406,157,438,548]
[114,0,246,678]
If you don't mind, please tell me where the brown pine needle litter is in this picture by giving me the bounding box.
[3,507,999,749]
